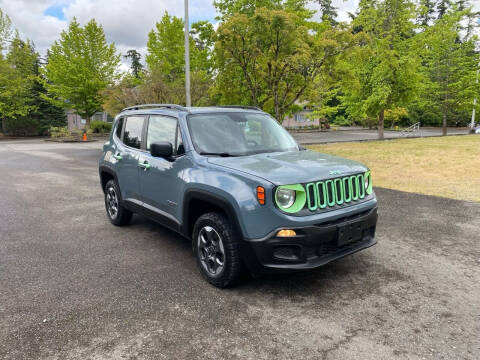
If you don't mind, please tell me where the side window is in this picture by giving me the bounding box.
[114,117,124,139]
[146,116,177,150]
[123,116,144,149]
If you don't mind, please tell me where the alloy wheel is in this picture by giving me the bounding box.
[106,186,119,219]
[197,226,225,276]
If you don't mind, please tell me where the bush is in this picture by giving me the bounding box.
[49,126,92,139]
[49,126,71,138]
[332,115,353,126]
[90,120,112,133]
[2,117,42,136]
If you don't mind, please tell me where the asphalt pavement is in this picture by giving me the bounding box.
[290,127,470,144]
[0,139,479,359]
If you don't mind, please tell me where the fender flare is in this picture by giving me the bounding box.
[182,189,244,239]
[98,165,119,192]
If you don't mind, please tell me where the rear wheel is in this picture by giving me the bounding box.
[104,179,132,226]
[193,212,243,288]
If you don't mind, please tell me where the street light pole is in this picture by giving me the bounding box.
[471,60,479,129]
[184,0,191,107]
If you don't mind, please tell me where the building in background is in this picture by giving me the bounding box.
[66,110,113,131]
[282,107,320,129]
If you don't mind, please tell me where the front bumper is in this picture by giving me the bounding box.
[242,207,378,275]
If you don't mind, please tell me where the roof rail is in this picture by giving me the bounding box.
[216,105,262,111]
[121,104,188,112]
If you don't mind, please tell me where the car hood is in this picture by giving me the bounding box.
[207,150,368,185]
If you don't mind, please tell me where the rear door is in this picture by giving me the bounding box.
[115,115,146,204]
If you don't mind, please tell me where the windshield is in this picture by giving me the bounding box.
[187,112,299,156]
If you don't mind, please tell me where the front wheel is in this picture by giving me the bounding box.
[193,212,243,288]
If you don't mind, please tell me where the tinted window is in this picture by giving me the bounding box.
[146,116,177,150]
[115,117,124,138]
[123,116,144,149]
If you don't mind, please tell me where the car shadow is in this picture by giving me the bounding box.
[128,214,394,300]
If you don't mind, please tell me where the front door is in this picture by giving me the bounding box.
[138,115,187,225]
[115,115,145,203]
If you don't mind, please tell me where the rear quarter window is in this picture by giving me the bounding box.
[115,117,124,139]
[123,116,144,149]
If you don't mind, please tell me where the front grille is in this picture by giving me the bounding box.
[305,174,366,212]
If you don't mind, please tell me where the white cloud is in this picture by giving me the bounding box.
[1,0,478,66]
[0,0,216,63]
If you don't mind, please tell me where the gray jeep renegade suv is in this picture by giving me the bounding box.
[99,104,378,287]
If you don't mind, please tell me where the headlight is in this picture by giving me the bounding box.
[276,188,296,208]
[275,184,307,213]
[364,176,369,190]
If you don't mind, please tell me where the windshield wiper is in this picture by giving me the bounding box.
[199,152,241,157]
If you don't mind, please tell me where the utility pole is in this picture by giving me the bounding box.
[471,60,479,129]
[184,0,191,107]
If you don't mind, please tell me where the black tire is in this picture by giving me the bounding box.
[193,212,243,288]
[104,179,132,226]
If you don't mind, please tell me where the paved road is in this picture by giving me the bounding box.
[291,127,470,144]
[1,140,479,359]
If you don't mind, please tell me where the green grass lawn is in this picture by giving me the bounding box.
[308,135,480,203]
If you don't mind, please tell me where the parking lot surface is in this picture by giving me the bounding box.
[0,140,479,359]
[291,127,470,144]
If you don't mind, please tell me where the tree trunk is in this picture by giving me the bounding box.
[442,111,447,136]
[378,109,385,140]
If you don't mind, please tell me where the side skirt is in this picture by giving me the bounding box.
[124,199,188,238]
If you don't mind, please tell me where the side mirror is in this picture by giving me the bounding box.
[150,141,173,158]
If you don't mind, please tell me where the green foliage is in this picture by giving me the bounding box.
[145,12,213,106]
[338,0,421,138]
[332,115,352,126]
[0,8,12,50]
[90,120,112,133]
[44,19,120,128]
[214,0,312,20]
[416,7,480,132]
[0,31,66,135]
[214,7,345,121]
[317,0,338,25]
[124,50,143,78]
[49,126,70,138]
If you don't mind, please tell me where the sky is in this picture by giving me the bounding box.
[0,0,359,70]
[0,0,478,71]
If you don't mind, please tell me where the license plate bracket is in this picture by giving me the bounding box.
[337,221,363,247]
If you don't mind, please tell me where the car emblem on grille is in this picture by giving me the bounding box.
[329,170,342,175]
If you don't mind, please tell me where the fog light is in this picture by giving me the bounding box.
[276,229,296,237]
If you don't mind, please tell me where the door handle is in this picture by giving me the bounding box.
[112,153,123,161]
[138,161,151,171]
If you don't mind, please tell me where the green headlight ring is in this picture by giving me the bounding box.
[365,170,373,195]
[275,184,306,213]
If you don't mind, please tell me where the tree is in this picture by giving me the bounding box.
[0,34,66,135]
[0,35,37,133]
[317,0,338,25]
[0,8,12,50]
[436,0,451,18]
[124,50,143,78]
[146,12,214,106]
[339,0,421,139]
[417,0,436,27]
[419,8,479,134]
[215,8,345,121]
[44,19,120,128]
[214,0,311,19]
